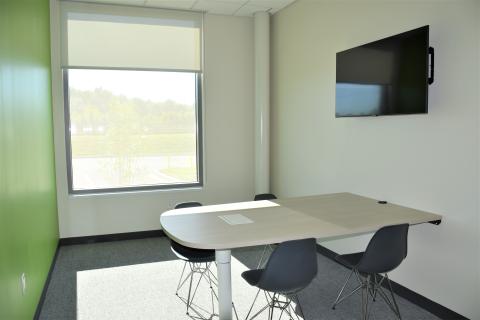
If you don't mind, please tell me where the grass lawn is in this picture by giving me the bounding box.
[71,133,197,157]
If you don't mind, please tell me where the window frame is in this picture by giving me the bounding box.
[62,67,204,195]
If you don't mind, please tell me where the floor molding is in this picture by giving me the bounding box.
[33,242,60,320]
[316,244,469,320]
[36,233,468,320]
[59,229,166,246]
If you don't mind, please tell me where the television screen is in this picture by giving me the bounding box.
[336,26,429,117]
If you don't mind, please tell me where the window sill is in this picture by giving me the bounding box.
[68,183,204,198]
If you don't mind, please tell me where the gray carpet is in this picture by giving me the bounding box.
[38,237,439,320]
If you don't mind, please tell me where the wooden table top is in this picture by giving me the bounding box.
[160,192,442,250]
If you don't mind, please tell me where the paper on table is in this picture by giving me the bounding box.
[218,214,253,225]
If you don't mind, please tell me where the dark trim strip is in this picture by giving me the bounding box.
[40,233,467,320]
[59,229,166,246]
[33,242,60,320]
[316,244,469,320]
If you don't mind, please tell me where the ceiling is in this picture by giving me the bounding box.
[67,0,297,16]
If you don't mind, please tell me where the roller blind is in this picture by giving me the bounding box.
[60,1,202,71]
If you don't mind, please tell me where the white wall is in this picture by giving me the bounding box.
[50,6,255,237]
[271,0,479,318]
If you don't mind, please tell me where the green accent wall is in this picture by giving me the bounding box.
[0,0,59,319]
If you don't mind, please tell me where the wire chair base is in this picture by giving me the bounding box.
[175,261,238,320]
[332,269,402,320]
[245,289,305,320]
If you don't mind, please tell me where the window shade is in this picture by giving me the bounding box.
[60,1,202,71]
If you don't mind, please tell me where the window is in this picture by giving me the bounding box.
[60,2,203,193]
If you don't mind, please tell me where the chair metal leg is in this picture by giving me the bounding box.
[245,290,305,320]
[332,269,402,320]
[335,271,376,320]
[293,294,305,320]
[385,274,402,320]
[278,295,295,320]
[361,275,372,320]
[266,291,273,320]
[206,263,216,315]
[256,244,273,269]
[248,303,270,320]
[333,281,363,309]
[175,261,228,320]
[285,301,301,320]
[332,268,354,309]
[232,302,239,320]
[204,262,239,320]
[278,304,286,320]
[369,274,401,320]
[375,286,396,313]
[186,264,194,314]
[189,263,208,307]
[245,288,262,319]
[188,264,201,311]
[269,293,276,320]
[333,268,381,313]
[371,274,379,302]
[176,261,188,294]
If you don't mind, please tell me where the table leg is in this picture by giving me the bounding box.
[216,249,232,320]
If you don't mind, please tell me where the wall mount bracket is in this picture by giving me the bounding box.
[428,47,435,85]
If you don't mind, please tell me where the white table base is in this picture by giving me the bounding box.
[216,249,232,320]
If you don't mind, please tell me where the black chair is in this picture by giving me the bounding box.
[254,193,278,201]
[332,224,409,320]
[170,202,231,319]
[242,238,317,320]
[253,193,277,268]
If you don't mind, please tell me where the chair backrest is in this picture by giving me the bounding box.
[357,224,409,274]
[174,202,202,209]
[170,202,203,251]
[254,193,277,201]
[257,238,317,294]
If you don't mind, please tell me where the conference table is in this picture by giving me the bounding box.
[160,192,442,320]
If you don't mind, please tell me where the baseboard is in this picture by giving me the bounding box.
[59,229,166,246]
[316,244,469,320]
[39,234,468,320]
[33,242,60,320]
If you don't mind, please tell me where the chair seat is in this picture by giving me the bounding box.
[241,269,264,287]
[171,240,215,263]
[335,252,364,269]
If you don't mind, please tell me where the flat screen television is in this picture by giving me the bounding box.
[336,26,431,117]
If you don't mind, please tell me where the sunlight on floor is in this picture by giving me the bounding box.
[77,257,300,320]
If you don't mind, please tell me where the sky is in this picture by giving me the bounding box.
[68,69,196,106]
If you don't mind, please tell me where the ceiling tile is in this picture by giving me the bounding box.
[192,0,245,15]
[64,0,296,16]
[248,0,295,13]
[145,0,196,9]
[234,3,270,16]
